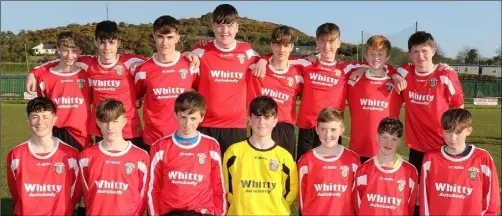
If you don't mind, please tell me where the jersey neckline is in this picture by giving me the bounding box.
[27,137,60,160]
[440,144,476,162]
[213,40,237,52]
[98,140,132,156]
[372,154,403,174]
[312,145,345,162]
[246,138,277,152]
[152,52,181,67]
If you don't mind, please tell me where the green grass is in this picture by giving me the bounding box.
[1,103,501,215]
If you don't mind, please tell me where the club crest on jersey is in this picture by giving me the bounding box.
[179,69,188,80]
[468,167,479,180]
[77,79,86,89]
[397,180,406,192]
[287,77,294,87]
[114,65,124,76]
[429,78,437,88]
[269,159,279,171]
[385,83,393,92]
[125,162,135,175]
[334,69,342,77]
[340,166,349,178]
[197,153,207,165]
[237,54,245,64]
[54,162,65,174]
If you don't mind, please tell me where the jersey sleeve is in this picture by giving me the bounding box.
[385,64,398,77]
[66,152,81,207]
[37,78,47,97]
[481,153,500,215]
[297,156,308,213]
[134,66,147,101]
[443,70,464,108]
[6,151,19,202]
[190,65,200,91]
[222,146,235,208]
[283,154,298,207]
[353,168,365,215]
[210,142,226,215]
[148,144,164,216]
[138,153,151,215]
[342,61,369,76]
[419,153,432,216]
[407,165,419,216]
[79,152,90,203]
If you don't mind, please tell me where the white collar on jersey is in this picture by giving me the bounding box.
[414,64,438,77]
[319,60,337,66]
[27,137,60,160]
[152,52,181,67]
[98,54,120,69]
[440,145,476,162]
[267,56,290,75]
[98,140,132,157]
[364,69,390,81]
[373,154,404,174]
[312,145,345,162]
[49,66,82,77]
[171,131,202,149]
[213,39,237,52]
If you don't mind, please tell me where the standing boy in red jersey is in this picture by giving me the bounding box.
[297,107,360,216]
[148,91,225,216]
[7,97,81,216]
[33,31,92,151]
[420,108,499,215]
[79,99,150,215]
[191,4,263,154]
[247,25,303,156]
[346,35,403,163]
[135,15,199,150]
[354,117,418,215]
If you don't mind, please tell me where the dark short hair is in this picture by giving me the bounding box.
[26,96,57,116]
[96,98,126,122]
[441,108,472,133]
[408,31,435,51]
[95,20,120,42]
[212,4,238,24]
[249,96,277,118]
[153,15,181,34]
[317,107,344,126]
[174,91,206,116]
[271,25,294,45]
[377,117,404,138]
[56,31,84,49]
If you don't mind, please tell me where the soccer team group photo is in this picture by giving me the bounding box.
[3,2,501,216]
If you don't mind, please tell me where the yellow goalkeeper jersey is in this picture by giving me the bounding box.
[223,139,298,215]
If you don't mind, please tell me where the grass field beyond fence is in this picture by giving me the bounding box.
[1,103,500,215]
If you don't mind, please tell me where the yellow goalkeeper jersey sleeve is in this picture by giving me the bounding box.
[223,139,298,215]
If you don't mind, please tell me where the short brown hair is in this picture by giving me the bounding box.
[56,31,84,49]
[366,35,391,56]
[96,98,126,123]
[249,96,277,118]
[212,4,238,24]
[317,107,344,126]
[174,91,206,116]
[441,108,472,133]
[377,117,404,137]
[271,25,294,45]
[153,15,180,34]
[408,31,436,51]
[316,23,340,41]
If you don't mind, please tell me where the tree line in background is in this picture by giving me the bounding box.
[1,13,501,68]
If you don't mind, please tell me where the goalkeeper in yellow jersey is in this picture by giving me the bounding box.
[223,96,298,215]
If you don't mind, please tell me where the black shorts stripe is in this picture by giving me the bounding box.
[282,164,291,199]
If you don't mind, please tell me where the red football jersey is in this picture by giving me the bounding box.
[346,70,403,158]
[247,60,303,124]
[420,146,500,216]
[354,156,418,215]
[296,60,370,129]
[134,53,199,145]
[191,40,259,128]
[397,64,464,152]
[7,138,81,216]
[79,142,150,215]
[76,54,147,139]
[297,147,360,215]
[35,66,93,148]
[148,133,226,216]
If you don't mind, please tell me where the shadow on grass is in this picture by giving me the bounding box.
[1,198,14,216]
[470,136,502,146]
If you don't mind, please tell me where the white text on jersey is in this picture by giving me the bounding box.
[309,73,338,87]
[95,180,129,195]
[314,183,347,197]
[261,88,290,104]
[168,171,204,186]
[366,193,402,210]
[153,87,185,99]
[408,92,434,105]
[211,70,243,83]
[24,183,62,197]
[360,98,388,112]
[435,182,473,199]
